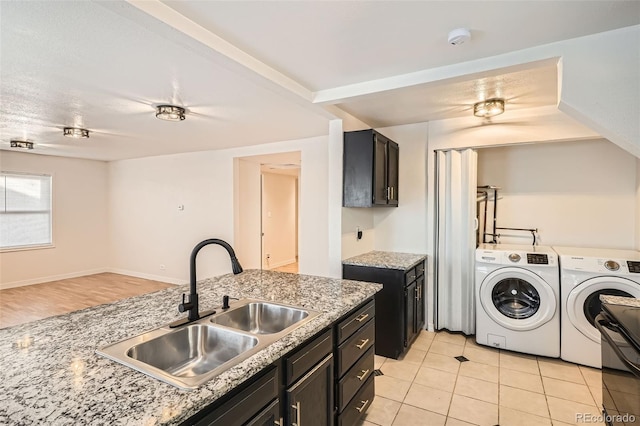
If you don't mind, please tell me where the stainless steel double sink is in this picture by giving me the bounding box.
[97,299,320,390]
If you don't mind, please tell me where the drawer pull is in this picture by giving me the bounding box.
[274,418,283,426]
[291,401,301,426]
[355,313,369,322]
[355,399,370,413]
[356,338,370,349]
[356,368,370,381]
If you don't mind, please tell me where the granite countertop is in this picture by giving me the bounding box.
[600,295,640,308]
[0,270,381,426]
[342,250,426,271]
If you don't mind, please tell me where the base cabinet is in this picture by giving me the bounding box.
[286,355,334,426]
[343,261,425,359]
[180,299,376,426]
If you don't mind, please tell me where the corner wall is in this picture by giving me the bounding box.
[108,135,330,284]
[477,139,638,249]
[0,152,109,288]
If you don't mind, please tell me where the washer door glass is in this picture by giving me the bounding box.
[492,278,540,319]
[566,277,640,343]
[479,267,556,331]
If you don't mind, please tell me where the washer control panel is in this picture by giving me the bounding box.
[628,261,640,274]
[527,253,549,265]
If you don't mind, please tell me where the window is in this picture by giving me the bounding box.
[0,172,52,250]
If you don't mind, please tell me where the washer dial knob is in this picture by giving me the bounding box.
[508,253,521,263]
[604,260,620,271]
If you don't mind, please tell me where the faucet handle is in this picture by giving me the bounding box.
[178,293,191,313]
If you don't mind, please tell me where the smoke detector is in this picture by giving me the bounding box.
[448,28,471,45]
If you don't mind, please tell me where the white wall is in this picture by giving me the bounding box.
[341,208,375,260]
[262,172,297,269]
[234,159,261,269]
[108,135,330,283]
[477,139,638,249]
[637,158,640,251]
[373,123,429,254]
[0,152,109,288]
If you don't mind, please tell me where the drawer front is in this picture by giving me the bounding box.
[246,398,280,426]
[337,375,374,426]
[337,346,374,412]
[337,299,375,344]
[416,261,425,277]
[405,268,417,285]
[193,366,278,426]
[285,328,333,386]
[337,319,375,377]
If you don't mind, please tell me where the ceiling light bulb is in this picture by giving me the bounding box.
[156,105,186,121]
[473,98,505,118]
[63,127,90,138]
[10,140,34,149]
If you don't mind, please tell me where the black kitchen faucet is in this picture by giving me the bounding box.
[170,238,243,327]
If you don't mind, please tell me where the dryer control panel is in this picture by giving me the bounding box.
[628,261,640,274]
[560,256,638,275]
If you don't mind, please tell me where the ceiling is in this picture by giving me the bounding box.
[1,1,638,161]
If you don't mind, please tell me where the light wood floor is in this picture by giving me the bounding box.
[272,262,299,274]
[0,273,172,329]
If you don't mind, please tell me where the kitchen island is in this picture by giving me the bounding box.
[0,270,381,425]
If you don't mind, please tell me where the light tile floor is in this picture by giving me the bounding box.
[359,330,605,426]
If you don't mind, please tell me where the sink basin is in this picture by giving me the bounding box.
[127,324,258,377]
[211,302,309,334]
[97,298,320,390]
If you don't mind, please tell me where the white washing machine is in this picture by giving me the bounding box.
[475,244,560,357]
[554,246,640,368]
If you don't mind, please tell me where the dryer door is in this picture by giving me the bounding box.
[479,267,557,331]
[566,277,640,343]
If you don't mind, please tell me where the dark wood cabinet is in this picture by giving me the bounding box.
[181,301,376,426]
[343,129,399,207]
[286,354,334,426]
[334,299,375,426]
[343,261,425,359]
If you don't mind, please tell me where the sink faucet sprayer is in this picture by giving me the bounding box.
[170,238,243,328]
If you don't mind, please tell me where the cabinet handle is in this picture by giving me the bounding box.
[356,368,370,381]
[291,401,301,426]
[356,338,370,349]
[355,313,369,322]
[415,286,419,300]
[274,418,283,426]
[391,186,394,200]
[355,399,370,413]
[386,186,390,200]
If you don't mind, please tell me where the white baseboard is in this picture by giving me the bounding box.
[107,268,184,285]
[0,268,109,290]
[0,268,184,290]
[267,258,297,269]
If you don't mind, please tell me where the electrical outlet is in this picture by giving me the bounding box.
[159,264,166,271]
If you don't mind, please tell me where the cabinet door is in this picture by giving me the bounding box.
[286,354,334,426]
[387,141,399,206]
[415,275,425,333]
[373,135,388,205]
[404,282,417,347]
[246,399,280,426]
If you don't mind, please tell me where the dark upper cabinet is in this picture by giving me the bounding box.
[343,129,399,207]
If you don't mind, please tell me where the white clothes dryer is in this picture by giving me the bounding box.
[476,244,560,357]
[554,246,640,368]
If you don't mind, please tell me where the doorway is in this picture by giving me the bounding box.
[261,164,299,272]
[233,151,300,273]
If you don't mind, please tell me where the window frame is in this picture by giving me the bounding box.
[0,171,54,252]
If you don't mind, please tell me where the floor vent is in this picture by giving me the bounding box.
[454,355,469,362]
[373,369,384,376]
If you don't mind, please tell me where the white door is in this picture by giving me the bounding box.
[479,267,557,331]
[566,277,640,343]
